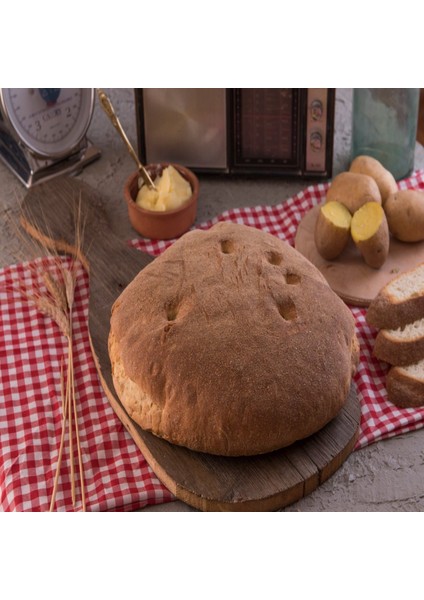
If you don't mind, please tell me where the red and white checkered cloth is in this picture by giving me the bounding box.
[0,258,173,511]
[1,170,424,511]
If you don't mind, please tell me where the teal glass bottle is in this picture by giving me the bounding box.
[351,88,420,180]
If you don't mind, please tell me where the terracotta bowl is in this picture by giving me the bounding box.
[123,163,199,240]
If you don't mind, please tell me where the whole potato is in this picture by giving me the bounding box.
[350,155,397,205]
[384,190,424,242]
[326,171,381,214]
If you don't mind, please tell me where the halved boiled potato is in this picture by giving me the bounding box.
[351,202,389,269]
[314,201,352,260]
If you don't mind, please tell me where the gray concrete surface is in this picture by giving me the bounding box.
[1,88,424,511]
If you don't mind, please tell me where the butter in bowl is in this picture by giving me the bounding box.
[124,163,199,240]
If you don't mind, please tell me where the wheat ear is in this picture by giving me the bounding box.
[43,272,68,313]
[33,296,70,338]
[16,197,87,511]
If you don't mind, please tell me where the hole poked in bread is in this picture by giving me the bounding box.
[285,272,301,285]
[165,299,179,321]
[276,297,297,321]
[220,239,235,254]
[266,250,283,265]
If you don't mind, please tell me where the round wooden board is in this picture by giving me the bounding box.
[21,178,361,512]
[295,204,424,307]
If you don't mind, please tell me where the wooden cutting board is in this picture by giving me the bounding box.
[295,205,424,307]
[20,177,360,511]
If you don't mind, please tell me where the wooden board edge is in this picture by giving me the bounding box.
[152,412,360,512]
[336,294,370,308]
[319,427,359,486]
[174,479,306,512]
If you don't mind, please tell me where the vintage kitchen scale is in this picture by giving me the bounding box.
[0,88,101,187]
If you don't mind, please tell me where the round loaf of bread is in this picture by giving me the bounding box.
[109,222,359,456]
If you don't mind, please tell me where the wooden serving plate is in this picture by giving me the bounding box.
[20,177,360,511]
[295,204,424,307]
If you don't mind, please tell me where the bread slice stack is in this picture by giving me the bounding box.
[366,263,424,408]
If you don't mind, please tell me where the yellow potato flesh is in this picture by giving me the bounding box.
[351,202,384,242]
[321,201,352,229]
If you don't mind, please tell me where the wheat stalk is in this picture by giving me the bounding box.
[9,197,87,512]
[49,368,70,511]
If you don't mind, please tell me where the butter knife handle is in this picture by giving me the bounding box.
[96,89,156,189]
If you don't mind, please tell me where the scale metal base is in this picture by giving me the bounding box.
[0,127,101,188]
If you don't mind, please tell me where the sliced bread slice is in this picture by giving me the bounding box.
[374,317,424,366]
[366,262,424,330]
[386,359,424,408]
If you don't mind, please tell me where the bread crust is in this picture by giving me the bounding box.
[366,263,424,330]
[109,222,359,456]
[367,294,424,330]
[374,328,424,366]
[387,365,424,408]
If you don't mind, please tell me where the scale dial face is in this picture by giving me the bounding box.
[0,88,94,158]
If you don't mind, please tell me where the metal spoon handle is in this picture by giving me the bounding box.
[97,89,156,190]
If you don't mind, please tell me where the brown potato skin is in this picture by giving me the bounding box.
[350,155,397,205]
[354,214,390,269]
[326,172,382,214]
[384,190,424,242]
[314,206,350,260]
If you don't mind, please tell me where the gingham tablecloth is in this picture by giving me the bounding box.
[2,171,424,511]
